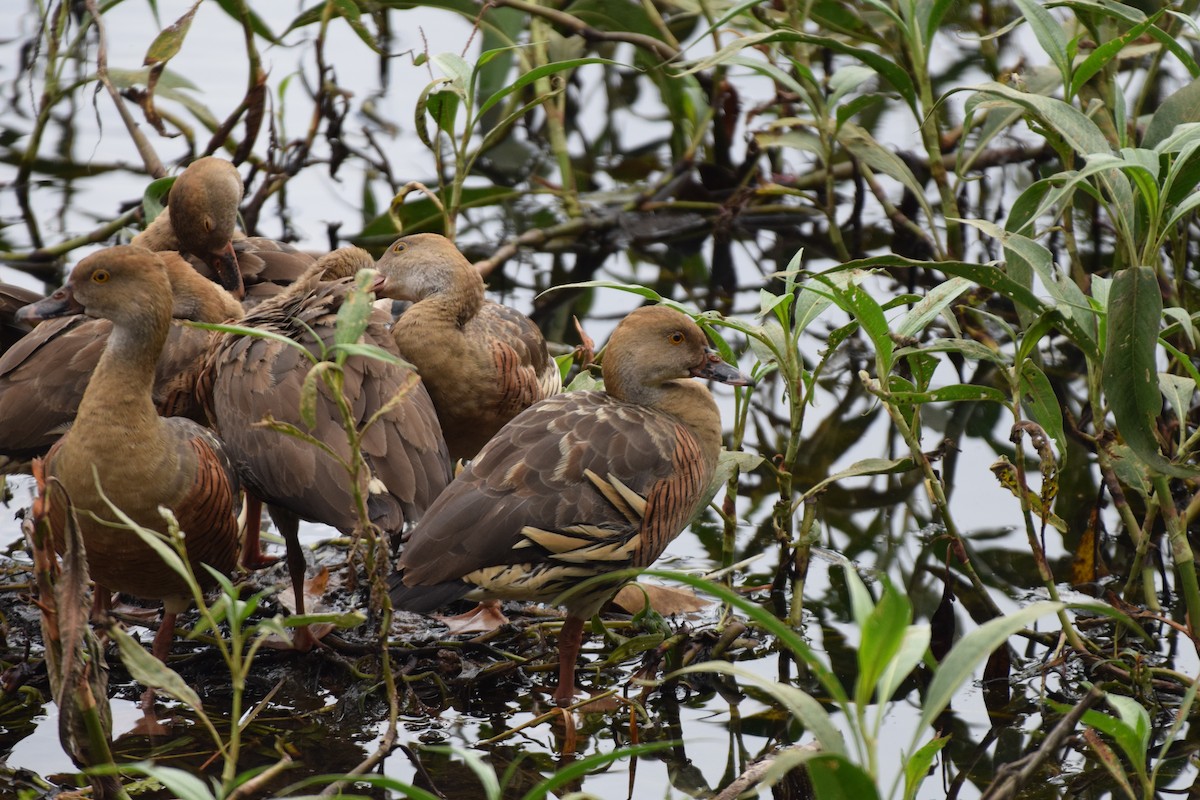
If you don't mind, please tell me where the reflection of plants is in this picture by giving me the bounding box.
[655,564,1146,799]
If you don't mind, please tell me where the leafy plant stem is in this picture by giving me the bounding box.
[789,499,817,627]
[1151,474,1200,639]
[531,19,582,219]
[863,371,1004,620]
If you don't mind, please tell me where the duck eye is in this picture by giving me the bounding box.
[92,270,110,284]
[392,241,407,253]
[669,331,684,345]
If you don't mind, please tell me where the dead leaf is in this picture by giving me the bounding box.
[611,582,709,616]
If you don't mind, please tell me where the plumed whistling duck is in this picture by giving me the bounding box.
[375,233,561,462]
[389,305,751,706]
[18,246,242,662]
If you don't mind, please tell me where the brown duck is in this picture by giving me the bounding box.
[376,233,561,462]
[0,252,243,469]
[0,283,42,354]
[132,156,315,303]
[18,246,242,661]
[389,305,751,706]
[200,246,452,627]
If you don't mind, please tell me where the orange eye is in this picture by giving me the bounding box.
[392,241,407,253]
[92,270,110,284]
[669,331,684,345]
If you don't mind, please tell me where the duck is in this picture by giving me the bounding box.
[0,282,43,353]
[199,246,452,632]
[0,251,244,471]
[375,233,561,462]
[131,156,315,304]
[389,305,752,706]
[17,246,242,662]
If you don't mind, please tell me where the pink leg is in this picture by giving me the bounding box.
[151,609,177,664]
[553,615,585,707]
[240,495,279,569]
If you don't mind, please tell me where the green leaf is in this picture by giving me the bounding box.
[478,57,616,118]
[1019,360,1067,460]
[893,276,973,339]
[101,761,218,800]
[143,1,201,66]
[1070,11,1160,99]
[141,176,176,224]
[916,601,1064,744]
[877,623,930,706]
[670,661,846,754]
[300,362,335,430]
[111,627,204,712]
[800,457,916,502]
[1011,0,1072,93]
[903,737,950,800]
[1143,77,1200,149]
[333,269,378,350]
[855,579,911,706]
[807,754,882,800]
[1103,267,1199,477]
[964,81,1110,156]
[836,282,893,374]
[889,385,1008,404]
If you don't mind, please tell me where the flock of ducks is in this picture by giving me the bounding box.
[2,157,751,707]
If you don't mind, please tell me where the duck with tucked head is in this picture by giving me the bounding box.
[375,233,561,462]
[389,305,751,706]
[17,245,242,662]
[200,246,452,640]
[132,156,315,304]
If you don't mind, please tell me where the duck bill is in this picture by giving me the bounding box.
[16,285,84,323]
[211,242,245,298]
[692,348,754,387]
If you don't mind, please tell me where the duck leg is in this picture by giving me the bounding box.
[151,608,178,664]
[267,505,314,651]
[552,615,586,707]
[240,494,279,569]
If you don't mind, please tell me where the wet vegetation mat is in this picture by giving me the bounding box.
[3,0,1200,798]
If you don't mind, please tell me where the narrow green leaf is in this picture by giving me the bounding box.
[670,661,846,754]
[893,276,973,339]
[478,57,615,118]
[800,457,916,502]
[855,579,912,706]
[889,385,1008,403]
[1019,360,1067,460]
[1070,12,1159,99]
[903,735,950,800]
[111,627,204,712]
[1103,267,1199,477]
[916,601,1064,740]
[878,623,931,705]
[300,362,334,430]
[333,269,378,349]
[807,754,882,800]
[1143,77,1200,148]
[102,761,218,800]
[141,176,176,224]
[143,1,201,66]
[963,81,1110,155]
[1011,0,1073,93]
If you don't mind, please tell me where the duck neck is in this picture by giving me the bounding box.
[161,253,243,321]
[76,302,170,435]
[416,268,484,328]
